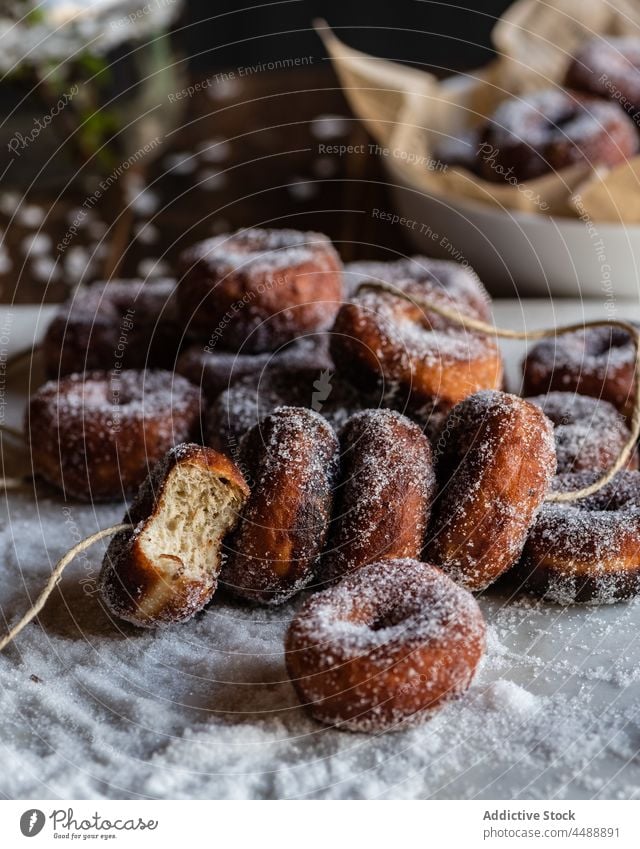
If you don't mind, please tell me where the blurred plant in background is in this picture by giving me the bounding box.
[0,0,186,186]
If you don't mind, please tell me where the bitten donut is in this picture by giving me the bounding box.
[179,228,343,352]
[331,279,503,419]
[321,409,436,583]
[425,390,556,591]
[566,37,640,127]
[285,559,486,732]
[343,255,492,319]
[478,89,638,182]
[43,278,183,378]
[517,471,640,605]
[100,443,249,627]
[206,367,366,454]
[26,370,202,501]
[221,406,339,605]
[523,325,638,419]
[527,392,638,473]
[176,334,332,401]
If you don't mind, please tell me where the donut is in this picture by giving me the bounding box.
[342,255,492,320]
[42,278,183,379]
[221,407,339,605]
[425,390,556,591]
[517,471,640,604]
[100,443,249,627]
[331,279,503,419]
[206,366,366,455]
[527,391,638,473]
[522,324,638,419]
[478,88,638,182]
[320,409,436,583]
[178,228,343,353]
[176,333,332,401]
[566,37,640,127]
[285,559,486,732]
[26,370,202,501]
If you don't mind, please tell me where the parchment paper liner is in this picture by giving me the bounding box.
[316,0,640,222]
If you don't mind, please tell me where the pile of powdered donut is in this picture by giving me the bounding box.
[22,225,640,733]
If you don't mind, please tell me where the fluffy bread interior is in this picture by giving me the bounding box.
[137,461,244,594]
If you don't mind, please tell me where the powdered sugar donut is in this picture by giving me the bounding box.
[176,334,332,401]
[206,366,366,454]
[343,255,492,319]
[517,471,640,604]
[331,280,503,418]
[221,406,339,605]
[321,409,436,583]
[43,278,183,378]
[479,88,638,182]
[527,392,638,473]
[179,228,343,352]
[523,325,638,419]
[100,443,249,627]
[26,370,202,501]
[425,390,556,591]
[566,37,640,127]
[285,559,486,732]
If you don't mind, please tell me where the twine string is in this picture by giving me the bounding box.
[357,281,640,503]
[0,522,132,652]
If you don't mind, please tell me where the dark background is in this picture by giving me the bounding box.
[185,0,514,72]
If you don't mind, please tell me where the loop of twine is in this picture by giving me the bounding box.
[356,281,640,503]
[0,523,132,652]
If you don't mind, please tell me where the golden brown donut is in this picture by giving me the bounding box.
[320,409,436,583]
[527,392,638,473]
[285,559,486,732]
[425,390,556,591]
[517,471,640,605]
[100,443,249,627]
[342,255,492,320]
[522,325,638,419]
[179,228,343,352]
[25,370,202,502]
[331,279,503,418]
[221,406,339,605]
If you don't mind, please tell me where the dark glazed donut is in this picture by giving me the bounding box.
[527,392,638,473]
[285,559,486,732]
[478,88,638,182]
[100,443,249,627]
[42,279,183,378]
[26,370,202,501]
[321,409,436,583]
[517,471,640,604]
[566,37,640,127]
[221,406,339,605]
[176,334,332,401]
[523,324,638,419]
[425,390,556,591]
[205,367,366,455]
[178,228,343,352]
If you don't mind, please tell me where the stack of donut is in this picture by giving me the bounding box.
[27,223,640,733]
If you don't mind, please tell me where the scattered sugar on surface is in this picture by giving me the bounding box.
[2,499,639,799]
